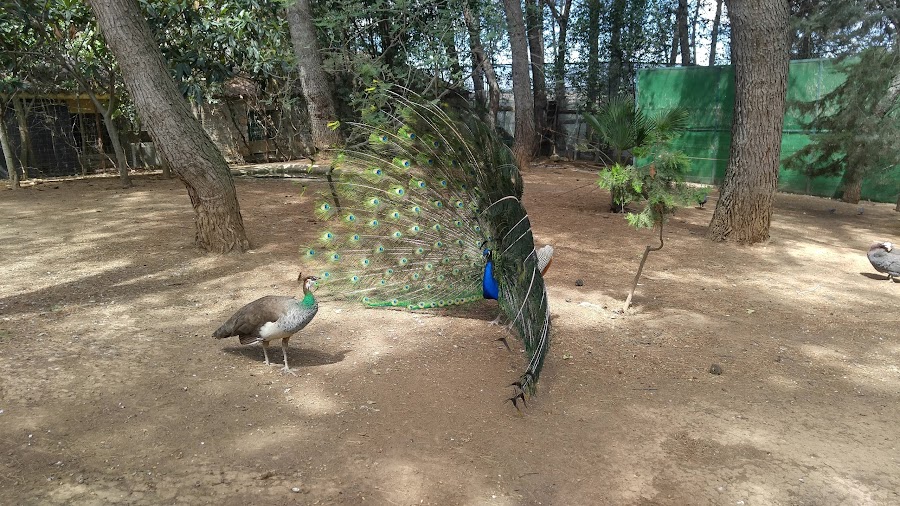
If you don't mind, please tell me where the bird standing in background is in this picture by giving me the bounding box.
[213,274,319,374]
[303,89,551,407]
[867,242,900,281]
[698,193,709,209]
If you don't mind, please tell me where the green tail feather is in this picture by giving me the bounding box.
[302,87,551,397]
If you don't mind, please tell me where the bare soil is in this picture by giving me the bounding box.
[1,165,899,505]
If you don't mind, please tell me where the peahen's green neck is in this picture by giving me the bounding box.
[300,290,316,307]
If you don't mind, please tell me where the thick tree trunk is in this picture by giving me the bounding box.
[1,113,19,189]
[608,0,626,94]
[836,167,864,204]
[709,0,723,65]
[285,0,343,152]
[707,0,790,244]
[586,0,602,107]
[676,0,691,65]
[525,0,547,150]
[548,0,572,155]
[88,0,250,253]
[502,0,538,165]
[12,97,31,174]
[463,1,501,127]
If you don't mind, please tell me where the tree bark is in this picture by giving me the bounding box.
[676,0,692,65]
[100,106,132,187]
[547,0,572,154]
[709,0,723,65]
[88,0,250,253]
[586,0,602,107]
[525,0,547,150]
[463,1,501,127]
[502,0,538,165]
[12,97,32,174]
[1,111,20,189]
[285,0,343,152]
[61,61,132,187]
[464,6,487,109]
[608,0,626,94]
[707,0,790,244]
[690,0,702,63]
[836,167,864,204]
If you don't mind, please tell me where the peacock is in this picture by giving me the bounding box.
[213,273,319,374]
[301,89,552,407]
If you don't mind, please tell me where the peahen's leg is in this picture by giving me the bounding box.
[261,341,273,365]
[280,337,296,375]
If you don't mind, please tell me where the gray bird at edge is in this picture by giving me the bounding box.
[867,242,900,281]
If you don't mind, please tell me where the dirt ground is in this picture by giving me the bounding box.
[1,165,899,506]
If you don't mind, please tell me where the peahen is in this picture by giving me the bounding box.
[213,273,319,374]
[302,89,552,407]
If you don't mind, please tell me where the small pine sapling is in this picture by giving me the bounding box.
[594,106,699,311]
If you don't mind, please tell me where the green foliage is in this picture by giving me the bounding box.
[311,0,472,115]
[583,95,649,163]
[784,46,900,183]
[139,0,293,103]
[593,97,696,228]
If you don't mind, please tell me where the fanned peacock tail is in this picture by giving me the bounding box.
[301,88,551,405]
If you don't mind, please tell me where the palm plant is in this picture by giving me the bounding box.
[591,97,707,311]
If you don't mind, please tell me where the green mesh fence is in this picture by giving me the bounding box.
[636,59,900,203]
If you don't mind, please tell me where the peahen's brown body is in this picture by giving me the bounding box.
[213,274,319,374]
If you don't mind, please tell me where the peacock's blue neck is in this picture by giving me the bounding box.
[482,258,499,300]
[301,291,316,307]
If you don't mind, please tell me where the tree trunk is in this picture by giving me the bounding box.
[502,0,538,166]
[549,0,573,155]
[709,0,723,65]
[836,167,864,204]
[586,0,602,107]
[1,112,19,189]
[707,0,790,244]
[464,9,487,109]
[608,0,626,95]
[285,0,343,152]
[463,1,501,127]
[525,0,547,151]
[88,0,250,253]
[669,22,678,66]
[100,108,132,187]
[676,0,691,65]
[12,97,32,174]
[690,0,702,64]
[58,58,132,186]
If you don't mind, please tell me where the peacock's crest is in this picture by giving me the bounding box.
[301,88,551,405]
